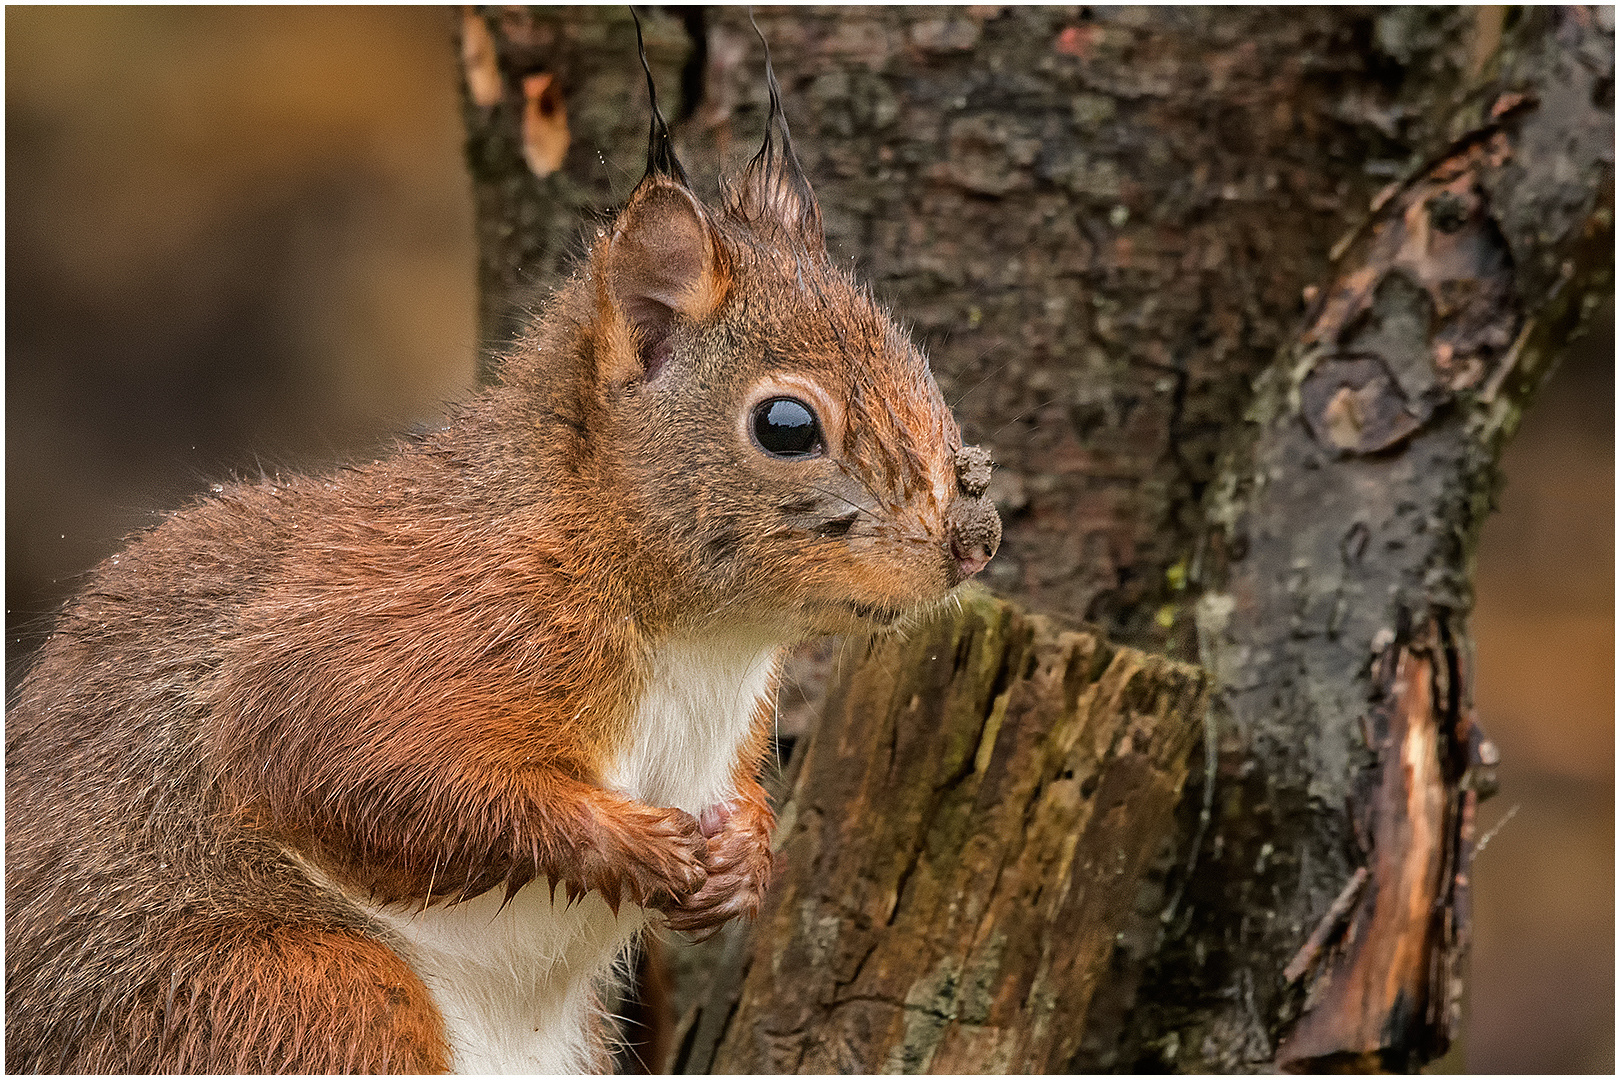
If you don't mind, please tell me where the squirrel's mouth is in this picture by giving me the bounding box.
[845,599,904,625]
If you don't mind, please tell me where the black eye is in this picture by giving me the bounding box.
[751,397,825,459]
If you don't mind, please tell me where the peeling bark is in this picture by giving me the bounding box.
[673,590,1207,1073]
[1148,8,1613,1071]
[1276,628,1459,1069]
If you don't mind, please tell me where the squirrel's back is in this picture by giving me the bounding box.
[6,458,461,1072]
[5,37,1001,1072]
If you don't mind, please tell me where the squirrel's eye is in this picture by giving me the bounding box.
[751,397,824,459]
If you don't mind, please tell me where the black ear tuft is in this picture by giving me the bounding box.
[632,6,689,187]
[727,12,826,253]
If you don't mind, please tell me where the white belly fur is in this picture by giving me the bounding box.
[364,885,643,1074]
[354,630,783,1074]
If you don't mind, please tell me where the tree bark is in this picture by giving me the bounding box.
[672,590,1206,1073]
[455,5,1613,1071]
[1166,10,1614,1071]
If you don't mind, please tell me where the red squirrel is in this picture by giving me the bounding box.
[4,28,1001,1074]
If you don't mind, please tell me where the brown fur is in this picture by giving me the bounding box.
[6,117,996,1073]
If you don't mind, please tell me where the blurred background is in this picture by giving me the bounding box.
[6,8,1611,1071]
[6,6,479,668]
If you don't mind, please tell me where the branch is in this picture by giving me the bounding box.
[1189,7,1612,1070]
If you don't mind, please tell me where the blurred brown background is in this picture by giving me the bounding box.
[6,9,1611,1072]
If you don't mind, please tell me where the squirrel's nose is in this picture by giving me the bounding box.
[946,445,1001,582]
[950,528,995,578]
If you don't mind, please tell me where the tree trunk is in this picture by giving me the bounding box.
[673,589,1206,1073]
[455,5,1613,1071]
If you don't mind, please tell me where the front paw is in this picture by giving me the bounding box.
[660,802,773,936]
[580,804,708,913]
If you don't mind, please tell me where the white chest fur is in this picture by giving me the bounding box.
[356,630,783,1074]
[604,628,783,814]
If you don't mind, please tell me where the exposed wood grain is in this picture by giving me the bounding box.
[1186,8,1613,1071]
[1277,636,1454,1069]
[675,589,1206,1073]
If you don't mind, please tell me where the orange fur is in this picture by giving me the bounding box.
[148,923,450,1074]
[6,87,998,1074]
[23,922,450,1074]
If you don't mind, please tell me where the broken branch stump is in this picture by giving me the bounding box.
[675,588,1207,1073]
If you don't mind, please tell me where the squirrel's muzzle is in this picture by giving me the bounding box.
[946,445,1001,582]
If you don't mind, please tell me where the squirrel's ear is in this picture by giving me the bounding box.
[600,179,729,382]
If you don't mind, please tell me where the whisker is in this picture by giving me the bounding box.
[772,683,785,774]
[829,460,890,514]
[801,483,878,519]
[947,344,1014,409]
[989,406,1043,441]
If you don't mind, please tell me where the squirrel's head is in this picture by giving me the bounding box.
[514,24,999,637]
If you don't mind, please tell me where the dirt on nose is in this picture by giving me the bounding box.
[947,445,1000,578]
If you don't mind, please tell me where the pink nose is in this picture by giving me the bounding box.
[952,534,992,578]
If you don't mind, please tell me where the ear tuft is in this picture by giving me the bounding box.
[726,14,826,254]
[632,6,688,186]
[600,180,728,382]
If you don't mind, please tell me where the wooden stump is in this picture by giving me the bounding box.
[674,589,1207,1073]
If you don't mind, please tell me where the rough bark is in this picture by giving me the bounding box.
[460,5,1494,632]
[694,5,1405,644]
[1149,10,1614,1071]
[455,5,1614,1071]
[672,589,1207,1073]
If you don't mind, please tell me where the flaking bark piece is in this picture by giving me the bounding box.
[954,445,993,498]
[1300,355,1428,455]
